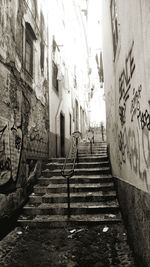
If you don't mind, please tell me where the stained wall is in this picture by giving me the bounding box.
[102,0,150,264]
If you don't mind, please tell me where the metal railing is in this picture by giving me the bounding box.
[61,131,81,219]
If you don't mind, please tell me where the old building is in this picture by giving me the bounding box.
[48,0,90,157]
[0,0,49,221]
[102,0,150,265]
[0,0,90,225]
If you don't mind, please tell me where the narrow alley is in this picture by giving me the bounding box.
[0,0,149,266]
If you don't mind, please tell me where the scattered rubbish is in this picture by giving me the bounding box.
[102,226,109,233]
[31,193,35,196]
[88,192,92,195]
[17,231,23,235]
[68,228,85,238]
[69,229,76,234]
[108,214,116,218]
[123,233,126,236]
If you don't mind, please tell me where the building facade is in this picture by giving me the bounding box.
[48,0,90,157]
[102,0,150,265]
[0,0,49,221]
[0,0,90,223]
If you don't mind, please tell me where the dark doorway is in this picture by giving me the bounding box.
[60,112,65,157]
[75,99,79,130]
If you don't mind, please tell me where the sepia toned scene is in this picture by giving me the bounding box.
[0,1,149,266]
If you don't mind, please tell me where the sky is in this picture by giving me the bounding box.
[87,0,106,127]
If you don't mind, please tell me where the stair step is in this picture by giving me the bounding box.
[42,167,111,177]
[78,154,107,157]
[29,191,117,205]
[42,191,117,203]
[17,141,121,228]
[44,161,109,170]
[48,156,108,163]
[17,213,122,228]
[22,201,119,216]
[34,182,114,194]
[37,175,113,185]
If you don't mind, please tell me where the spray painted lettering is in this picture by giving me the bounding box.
[118,42,135,125]
[137,109,150,131]
[118,127,148,187]
[0,118,12,185]
[130,85,142,122]
[119,41,135,103]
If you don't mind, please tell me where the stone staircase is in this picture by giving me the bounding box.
[18,141,122,227]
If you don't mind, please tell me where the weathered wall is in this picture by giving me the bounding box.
[103,0,150,193]
[0,0,49,220]
[102,0,150,265]
[116,179,150,267]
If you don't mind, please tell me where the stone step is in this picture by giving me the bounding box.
[37,174,113,185]
[44,161,109,170]
[42,191,117,203]
[78,154,107,157]
[17,213,122,228]
[34,182,114,194]
[78,149,107,152]
[47,156,108,163]
[22,201,119,216]
[42,167,111,177]
[29,191,117,205]
[79,142,106,146]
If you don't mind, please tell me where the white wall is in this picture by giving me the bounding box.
[102,0,150,193]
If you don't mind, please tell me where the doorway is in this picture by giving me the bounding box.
[60,112,65,157]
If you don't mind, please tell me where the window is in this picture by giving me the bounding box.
[25,35,33,75]
[111,0,118,58]
[52,61,59,92]
[25,23,36,77]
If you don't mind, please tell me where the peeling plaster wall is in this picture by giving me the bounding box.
[102,0,150,265]
[0,0,49,220]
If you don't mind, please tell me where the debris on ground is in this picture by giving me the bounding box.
[102,226,109,233]
[0,225,136,267]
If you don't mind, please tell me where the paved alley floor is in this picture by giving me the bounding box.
[0,224,136,267]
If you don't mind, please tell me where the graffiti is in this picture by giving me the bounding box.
[0,125,11,172]
[30,127,43,142]
[119,104,126,126]
[118,127,149,187]
[118,42,135,125]
[0,113,23,188]
[130,85,142,122]
[137,109,150,131]
[0,118,12,186]
[11,126,22,151]
[119,41,135,103]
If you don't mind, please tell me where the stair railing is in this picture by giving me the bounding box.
[61,131,81,219]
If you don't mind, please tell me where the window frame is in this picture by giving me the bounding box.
[52,61,59,93]
[25,29,34,76]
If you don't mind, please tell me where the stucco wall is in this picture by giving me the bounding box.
[103,0,150,193]
[102,0,150,265]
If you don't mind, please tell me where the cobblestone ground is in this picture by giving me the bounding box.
[0,224,136,267]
